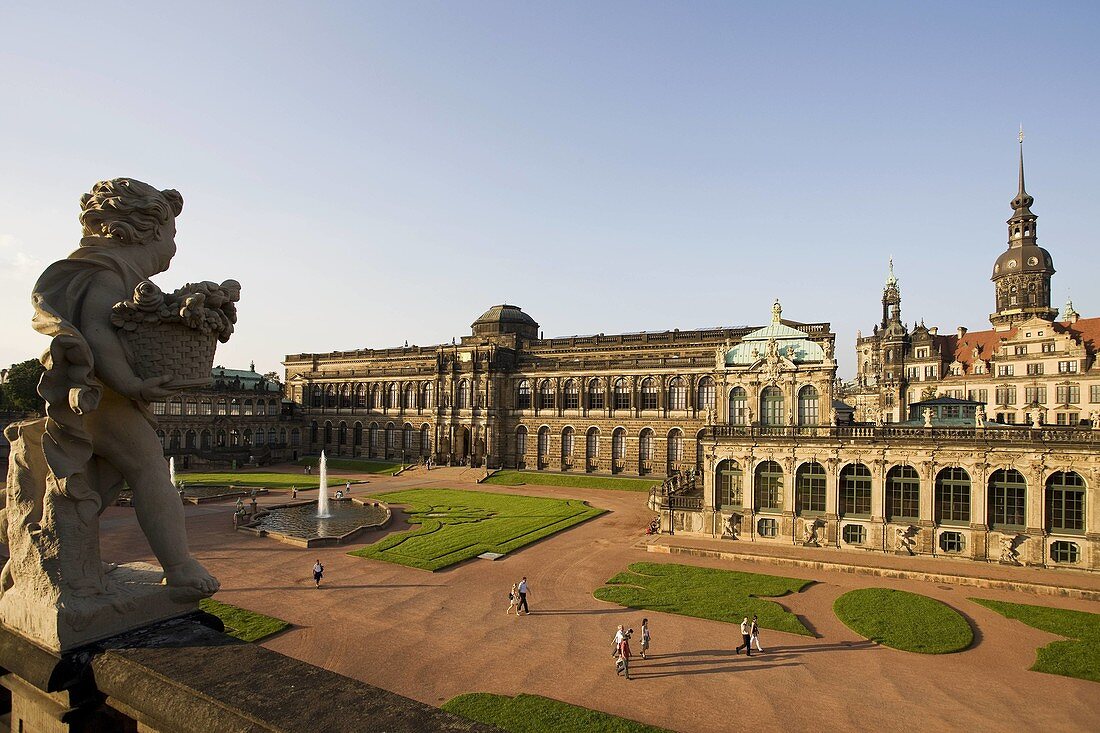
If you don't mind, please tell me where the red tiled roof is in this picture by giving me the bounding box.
[942,317,1100,370]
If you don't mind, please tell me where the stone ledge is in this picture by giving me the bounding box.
[648,543,1100,601]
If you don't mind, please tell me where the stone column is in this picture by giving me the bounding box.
[825,456,840,546]
[1025,463,1047,567]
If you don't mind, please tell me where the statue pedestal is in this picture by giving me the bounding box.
[0,562,196,653]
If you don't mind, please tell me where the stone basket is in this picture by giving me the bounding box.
[121,321,217,390]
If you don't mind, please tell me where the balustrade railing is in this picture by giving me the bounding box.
[707,424,1100,445]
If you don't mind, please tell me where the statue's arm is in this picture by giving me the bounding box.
[80,272,172,401]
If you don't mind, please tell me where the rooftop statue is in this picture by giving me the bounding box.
[0,179,237,650]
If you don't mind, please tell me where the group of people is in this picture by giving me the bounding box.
[735,615,764,656]
[612,619,651,680]
[505,577,531,615]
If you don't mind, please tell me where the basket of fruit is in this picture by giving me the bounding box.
[111,279,241,390]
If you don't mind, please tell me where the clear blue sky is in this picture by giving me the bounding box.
[2,1,1097,379]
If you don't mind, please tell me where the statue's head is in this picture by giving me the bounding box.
[79,178,183,246]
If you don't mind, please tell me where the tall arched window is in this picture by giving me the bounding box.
[935,467,971,524]
[613,378,630,410]
[539,380,554,409]
[325,385,337,408]
[310,386,322,408]
[404,424,415,451]
[796,462,826,514]
[640,378,658,410]
[324,422,333,444]
[839,463,872,516]
[754,460,783,511]
[339,385,351,409]
[457,380,471,409]
[404,385,416,409]
[695,429,705,470]
[716,459,743,507]
[586,428,599,466]
[356,384,367,409]
[254,399,265,416]
[372,384,383,409]
[668,377,686,410]
[666,429,683,463]
[561,427,575,461]
[797,385,819,425]
[230,398,241,416]
[988,469,1026,530]
[515,426,528,465]
[696,377,715,413]
[1045,471,1085,533]
[421,383,433,409]
[639,428,653,461]
[611,427,625,472]
[385,423,396,450]
[516,380,531,409]
[353,422,363,447]
[588,379,604,410]
[388,384,399,409]
[886,465,920,521]
[338,422,347,445]
[760,386,784,426]
[309,421,318,443]
[729,387,747,425]
[563,380,579,410]
[369,423,379,453]
[290,428,300,447]
[537,426,550,462]
[421,425,431,454]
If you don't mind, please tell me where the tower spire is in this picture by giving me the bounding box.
[1011,126,1034,217]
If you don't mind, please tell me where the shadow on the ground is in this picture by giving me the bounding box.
[228,583,446,592]
[527,608,622,616]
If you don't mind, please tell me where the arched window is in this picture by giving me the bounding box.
[421,383,433,409]
[839,463,872,517]
[252,428,262,446]
[324,422,333,444]
[1045,471,1085,533]
[539,380,554,410]
[269,398,279,416]
[516,380,532,410]
[666,429,683,463]
[255,399,266,416]
[267,428,276,445]
[561,427,574,460]
[563,380,579,410]
[338,422,347,445]
[404,424,416,451]
[457,380,471,409]
[639,428,653,461]
[796,462,826,515]
[716,459,743,507]
[201,430,212,450]
[229,429,240,447]
[356,384,367,409]
[372,384,383,409]
[640,378,658,410]
[797,385,819,425]
[369,423,379,452]
[340,384,351,409]
[515,426,528,464]
[988,469,1026,530]
[420,425,431,454]
[586,428,599,464]
[200,399,213,416]
[353,422,363,446]
[279,428,287,444]
[613,378,630,410]
[611,428,626,470]
[185,430,197,450]
[290,428,301,447]
[697,377,715,413]
[385,423,396,450]
[216,429,227,447]
[310,386,322,408]
[168,398,182,416]
[886,465,920,521]
[754,460,783,512]
[588,379,604,410]
[230,398,241,416]
[695,429,705,469]
[309,421,318,443]
[729,387,747,425]
[169,430,181,450]
[325,385,337,409]
[935,467,971,524]
[537,426,550,460]
[216,398,228,416]
[386,384,398,409]
[404,385,416,409]
[760,386,784,426]
[668,377,686,410]
[185,399,198,416]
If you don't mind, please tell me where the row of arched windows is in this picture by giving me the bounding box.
[728,385,820,426]
[517,425,703,474]
[158,427,300,451]
[715,461,1086,533]
[308,382,434,411]
[151,396,281,417]
[515,377,716,411]
[309,420,432,454]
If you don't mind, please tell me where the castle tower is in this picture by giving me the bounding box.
[990,132,1057,329]
[881,257,902,328]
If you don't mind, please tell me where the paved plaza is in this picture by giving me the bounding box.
[99,466,1100,733]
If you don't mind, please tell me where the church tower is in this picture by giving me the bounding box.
[990,132,1057,330]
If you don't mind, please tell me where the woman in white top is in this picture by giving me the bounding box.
[506,583,520,615]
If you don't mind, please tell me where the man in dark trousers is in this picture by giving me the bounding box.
[516,576,530,615]
[735,616,753,656]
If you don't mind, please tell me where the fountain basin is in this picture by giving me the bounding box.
[239,498,390,548]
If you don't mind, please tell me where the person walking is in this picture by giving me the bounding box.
[735,616,753,656]
[345,481,352,494]
[612,624,625,657]
[617,629,633,680]
[640,618,651,659]
[750,614,764,653]
[516,576,530,615]
[506,583,520,615]
[291,486,298,499]
[312,559,324,588]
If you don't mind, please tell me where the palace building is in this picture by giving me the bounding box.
[283,301,837,477]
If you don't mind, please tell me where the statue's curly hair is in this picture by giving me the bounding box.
[79,178,183,245]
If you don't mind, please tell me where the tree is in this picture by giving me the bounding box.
[2,359,45,413]
[262,371,282,385]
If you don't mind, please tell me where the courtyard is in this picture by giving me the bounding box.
[98,463,1100,733]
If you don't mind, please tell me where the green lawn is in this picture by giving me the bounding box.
[833,588,973,654]
[297,457,402,474]
[443,693,673,733]
[178,472,345,489]
[350,488,604,571]
[972,598,1100,682]
[485,470,657,492]
[199,598,289,642]
[594,562,813,635]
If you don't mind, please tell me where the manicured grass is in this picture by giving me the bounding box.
[485,470,657,492]
[297,456,401,474]
[833,588,973,654]
[971,598,1100,682]
[443,693,673,733]
[199,598,289,642]
[594,562,813,635]
[179,472,343,489]
[350,488,603,571]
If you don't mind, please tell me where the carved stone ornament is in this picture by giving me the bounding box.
[802,518,822,547]
[894,525,915,555]
[999,534,1022,565]
[0,179,231,651]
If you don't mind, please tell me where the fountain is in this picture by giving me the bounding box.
[169,456,176,488]
[317,450,331,518]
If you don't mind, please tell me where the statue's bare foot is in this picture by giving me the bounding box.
[163,558,220,601]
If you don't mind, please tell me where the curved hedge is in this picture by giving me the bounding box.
[833,588,973,654]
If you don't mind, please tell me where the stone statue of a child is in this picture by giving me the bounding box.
[3,179,218,605]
